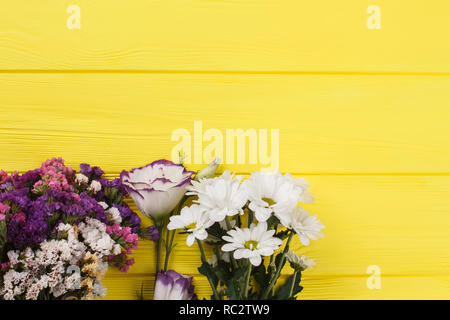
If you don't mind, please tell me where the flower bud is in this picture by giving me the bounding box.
[138,226,160,242]
[154,270,197,300]
[195,158,221,181]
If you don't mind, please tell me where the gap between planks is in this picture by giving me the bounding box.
[0,70,450,77]
[4,172,450,177]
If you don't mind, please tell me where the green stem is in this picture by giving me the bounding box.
[155,221,163,274]
[225,216,232,230]
[243,261,252,299]
[163,217,170,272]
[162,195,189,272]
[223,216,239,269]
[196,239,221,300]
[288,271,298,299]
[247,209,254,226]
[163,229,176,272]
[261,232,294,299]
[230,252,238,270]
[197,238,207,262]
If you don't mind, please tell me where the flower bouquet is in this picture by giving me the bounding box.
[123,158,325,300]
[0,158,141,300]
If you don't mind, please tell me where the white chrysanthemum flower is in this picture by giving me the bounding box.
[167,204,215,246]
[286,250,316,271]
[75,173,89,184]
[284,174,314,203]
[187,170,248,222]
[279,207,325,246]
[242,170,303,222]
[89,180,102,194]
[221,222,283,266]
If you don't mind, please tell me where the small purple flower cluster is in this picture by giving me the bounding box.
[0,158,143,300]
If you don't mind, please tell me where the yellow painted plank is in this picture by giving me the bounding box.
[101,272,297,300]
[1,1,450,72]
[101,174,450,299]
[1,74,449,173]
[300,275,450,300]
[100,273,213,300]
[100,273,450,300]
[122,175,450,278]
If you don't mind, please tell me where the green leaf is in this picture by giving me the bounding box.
[275,230,290,240]
[224,266,248,300]
[274,252,287,270]
[253,263,270,289]
[226,279,240,300]
[267,215,281,229]
[205,222,228,244]
[213,260,232,283]
[274,272,303,300]
[198,262,219,289]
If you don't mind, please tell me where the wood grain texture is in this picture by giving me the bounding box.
[101,273,450,300]
[99,175,450,299]
[0,1,449,72]
[0,74,449,174]
[124,175,450,278]
[1,1,450,300]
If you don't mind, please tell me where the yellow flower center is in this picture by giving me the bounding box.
[262,197,276,206]
[186,222,197,230]
[244,240,259,250]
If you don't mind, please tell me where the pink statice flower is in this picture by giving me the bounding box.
[32,157,74,193]
[11,212,26,223]
[0,203,10,215]
[105,223,139,271]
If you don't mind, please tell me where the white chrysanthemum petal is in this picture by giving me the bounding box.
[194,229,208,241]
[249,255,262,266]
[258,247,274,256]
[234,249,247,259]
[186,234,196,247]
[222,243,239,252]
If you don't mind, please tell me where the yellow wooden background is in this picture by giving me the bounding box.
[1,1,450,299]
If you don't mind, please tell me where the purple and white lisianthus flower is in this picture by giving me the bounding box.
[120,160,194,220]
[154,270,197,300]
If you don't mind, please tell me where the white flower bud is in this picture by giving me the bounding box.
[195,158,221,181]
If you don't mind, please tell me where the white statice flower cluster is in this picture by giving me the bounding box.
[75,173,89,184]
[97,201,122,224]
[78,217,122,256]
[168,169,325,267]
[0,220,118,300]
[88,180,102,194]
[75,173,101,194]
